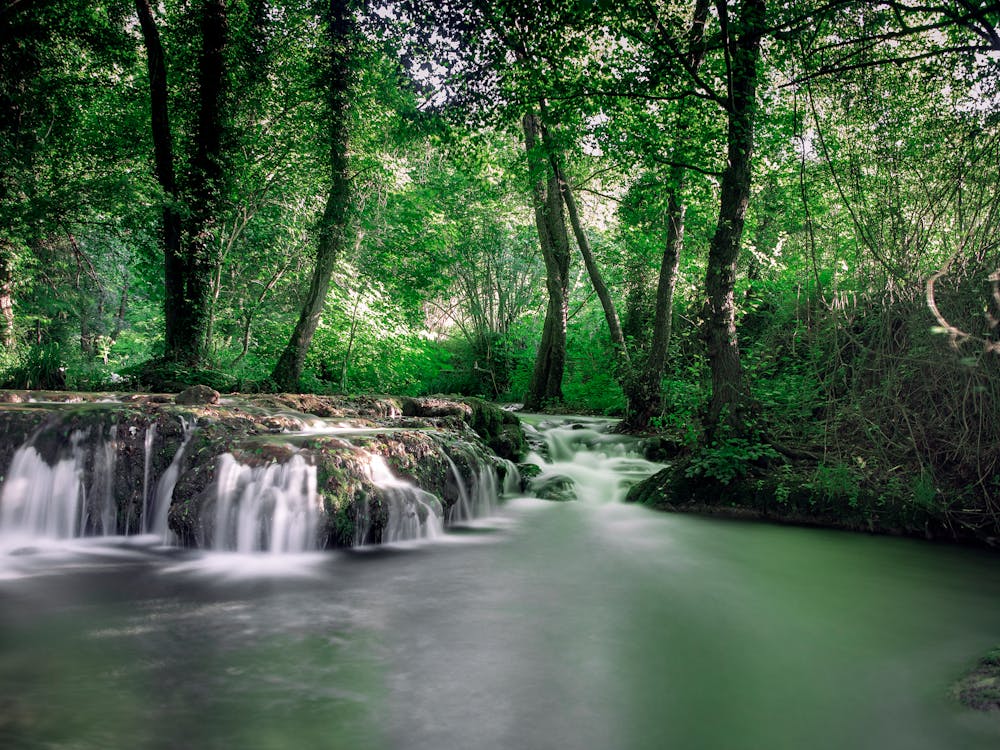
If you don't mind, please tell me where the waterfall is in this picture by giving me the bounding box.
[528,418,666,504]
[211,453,320,553]
[472,462,498,517]
[0,427,123,544]
[91,425,118,536]
[149,417,195,542]
[140,423,156,533]
[359,453,444,545]
[499,458,522,496]
[443,452,473,523]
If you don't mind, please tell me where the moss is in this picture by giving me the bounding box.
[322,491,357,548]
[461,397,527,461]
[626,456,960,541]
[954,649,1000,712]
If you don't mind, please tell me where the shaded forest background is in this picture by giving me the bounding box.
[2,1,999,527]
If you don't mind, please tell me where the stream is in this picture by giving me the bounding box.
[1,415,999,749]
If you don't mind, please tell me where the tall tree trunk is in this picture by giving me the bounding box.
[134,0,183,355]
[703,0,765,437]
[522,112,570,410]
[622,0,711,432]
[271,0,354,392]
[172,0,229,365]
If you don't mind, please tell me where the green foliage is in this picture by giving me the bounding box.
[684,435,779,486]
[1,344,66,390]
[806,463,863,508]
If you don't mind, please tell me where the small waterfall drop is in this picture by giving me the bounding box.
[140,423,156,532]
[91,425,118,536]
[499,459,522,496]
[358,453,444,545]
[150,417,195,542]
[211,453,320,553]
[444,451,472,523]
[0,427,122,544]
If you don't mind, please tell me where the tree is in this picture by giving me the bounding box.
[135,0,232,367]
[521,111,573,408]
[271,0,357,391]
[701,0,766,436]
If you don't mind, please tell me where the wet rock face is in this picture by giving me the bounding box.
[403,397,527,461]
[175,385,221,405]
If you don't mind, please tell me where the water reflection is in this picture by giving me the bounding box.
[1,418,1000,749]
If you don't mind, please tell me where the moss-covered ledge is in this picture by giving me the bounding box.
[624,456,984,544]
[402,396,526,461]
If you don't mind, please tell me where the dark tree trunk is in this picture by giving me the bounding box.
[271,0,354,392]
[172,0,229,365]
[134,0,183,354]
[136,0,230,367]
[621,0,711,432]
[620,185,686,431]
[703,0,765,437]
[522,112,570,410]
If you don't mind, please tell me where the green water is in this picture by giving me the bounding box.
[1,497,999,749]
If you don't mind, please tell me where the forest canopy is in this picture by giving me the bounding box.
[1,0,999,513]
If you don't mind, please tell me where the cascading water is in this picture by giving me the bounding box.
[149,417,195,541]
[211,452,321,553]
[441,450,502,524]
[356,453,444,545]
[0,426,121,545]
[140,423,156,532]
[0,400,511,556]
[525,416,667,504]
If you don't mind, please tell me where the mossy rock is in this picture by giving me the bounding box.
[954,649,1000,711]
[176,385,221,405]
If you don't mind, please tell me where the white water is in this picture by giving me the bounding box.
[211,453,321,553]
[0,408,510,557]
[149,417,195,541]
[0,428,123,547]
[358,453,445,545]
[0,439,86,544]
[526,417,667,505]
[140,423,156,532]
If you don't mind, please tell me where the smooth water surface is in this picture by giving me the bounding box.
[2,421,1000,749]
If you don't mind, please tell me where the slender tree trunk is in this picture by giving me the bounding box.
[271,0,353,392]
[522,112,570,410]
[340,292,362,392]
[553,158,629,364]
[703,0,765,437]
[621,0,711,432]
[113,281,128,340]
[233,265,285,365]
[0,243,15,349]
[134,0,184,355]
[620,184,686,431]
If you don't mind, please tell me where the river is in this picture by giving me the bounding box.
[1,415,998,749]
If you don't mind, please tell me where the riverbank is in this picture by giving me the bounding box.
[624,443,998,549]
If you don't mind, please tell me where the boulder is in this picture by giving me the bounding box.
[175,385,221,406]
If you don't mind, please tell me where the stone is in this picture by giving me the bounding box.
[175,385,221,405]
